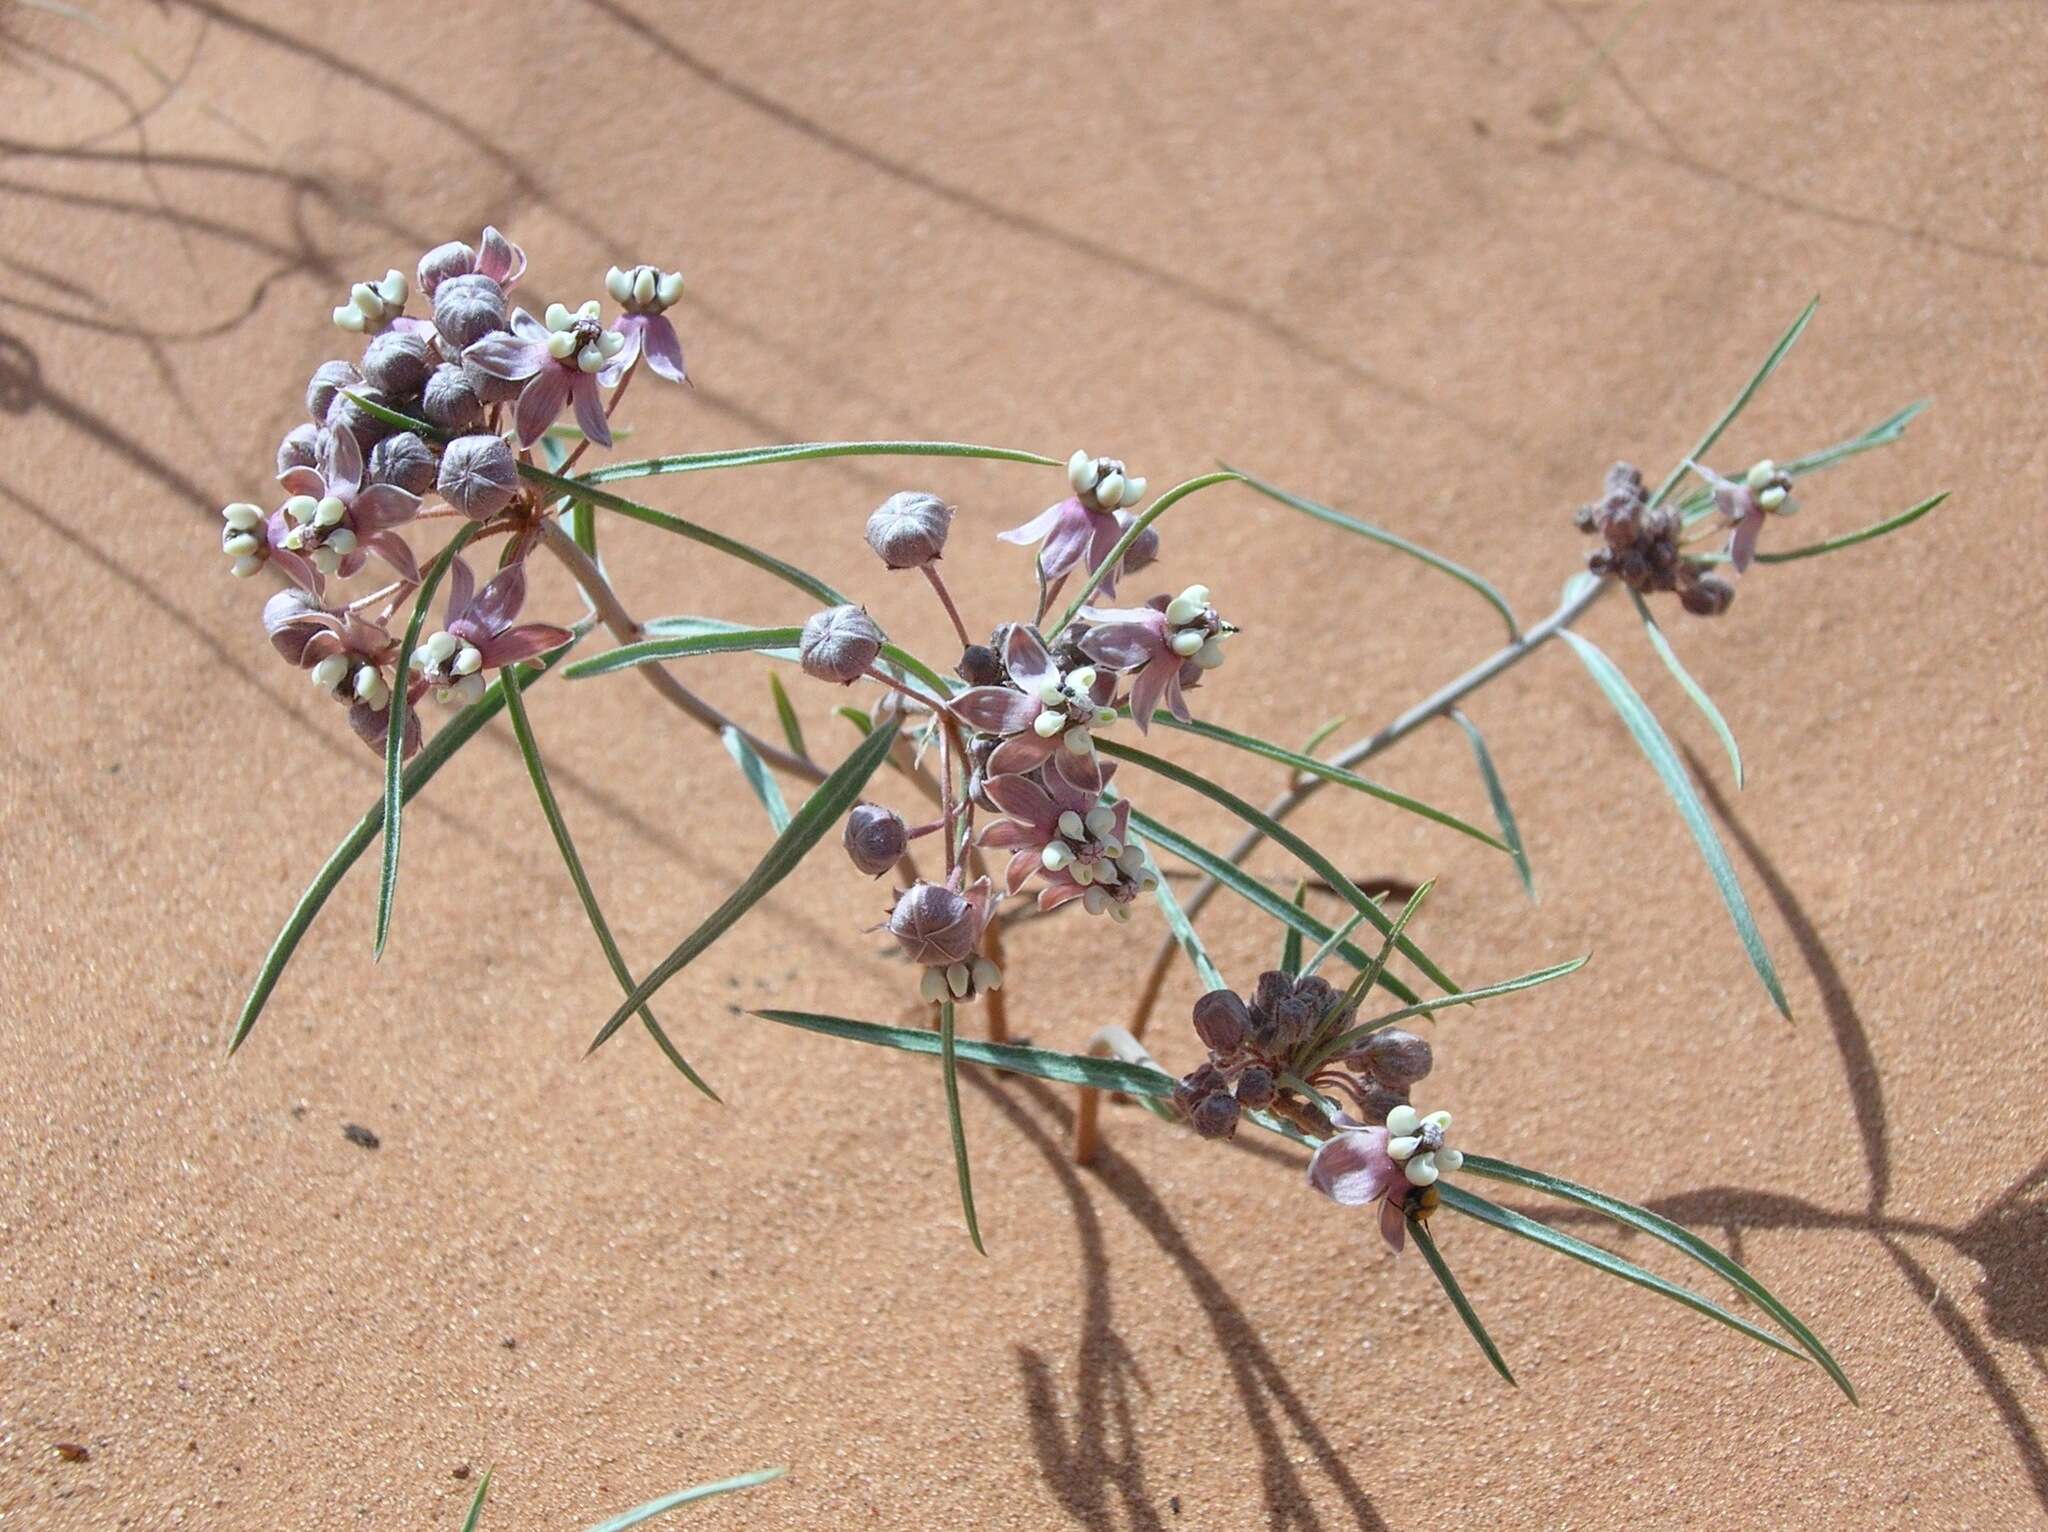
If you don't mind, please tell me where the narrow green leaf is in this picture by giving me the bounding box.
[1679,401,1930,527]
[230,652,574,1053]
[751,1009,1178,1098]
[582,439,1059,486]
[1049,471,1244,637]
[1558,629,1789,1017]
[1281,881,1307,974]
[1142,841,1227,992]
[1127,811,1421,1005]
[375,521,481,959]
[721,726,792,832]
[504,682,719,1100]
[1461,1153,1854,1401]
[1436,1184,1805,1363]
[585,721,901,1053]
[459,1465,493,1532]
[1096,739,1461,995]
[836,705,873,733]
[1300,902,1372,980]
[1628,588,1745,789]
[581,1467,788,1531]
[1650,298,1818,509]
[1751,491,1949,565]
[1408,1214,1516,1385]
[1149,713,1511,855]
[565,625,805,680]
[1314,955,1590,1062]
[1325,880,1431,1031]
[768,673,806,757]
[1230,466,1520,640]
[1298,714,1352,767]
[939,1000,986,1254]
[1448,708,1535,901]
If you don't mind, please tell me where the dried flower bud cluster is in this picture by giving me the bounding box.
[220,228,674,758]
[1171,971,1435,1143]
[1575,462,1735,616]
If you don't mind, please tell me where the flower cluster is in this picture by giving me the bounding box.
[1574,461,1735,616]
[1171,972,1435,1143]
[1305,1103,1462,1253]
[1692,457,1793,572]
[220,227,685,756]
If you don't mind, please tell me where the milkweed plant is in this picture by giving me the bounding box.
[225,229,1947,1397]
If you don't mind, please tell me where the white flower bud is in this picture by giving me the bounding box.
[605,266,632,302]
[222,533,260,558]
[545,302,573,331]
[231,556,263,577]
[1067,666,1097,693]
[324,528,358,556]
[545,330,577,359]
[332,304,367,333]
[1067,450,1098,493]
[599,328,627,357]
[378,270,407,306]
[1404,1153,1440,1187]
[1083,885,1109,915]
[1194,637,1226,669]
[972,957,1002,992]
[311,654,349,691]
[633,267,657,306]
[1385,1104,1420,1137]
[576,344,604,373]
[1169,629,1204,657]
[1084,805,1116,838]
[655,271,686,306]
[1036,678,1066,706]
[1758,485,1787,511]
[1071,859,1095,885]
[222,502,265,532]
[1057,810,1085,840]
[1121,476,1146,507]
[946,961,972,998]
[1423,1110,1452,1132]
[283,495,318,525]
[451,644,482,676]
[1041,841,1073,871]
[577,299,600,319]
[423,630,459,664]
[1095,471,1125,506]
[920,967,949,1003]
[1165,586,1210,625]
[312,497,346,528]
[354,668,389,708]
[1744,459,1777,491]
[1387,1134,1420,1160]
[1033,709,1067,738]
[1062,725,1094,754]
[1437,1148,1464,1174]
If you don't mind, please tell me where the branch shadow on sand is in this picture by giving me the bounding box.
[967,1071,1389,1532]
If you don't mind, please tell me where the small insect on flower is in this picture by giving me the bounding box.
[463,300,630,448]
[601,263,688,384]
[949,625,1119,774]
[409,558,573,708]
[1076,584,1233,733]
[997,452,1149,597]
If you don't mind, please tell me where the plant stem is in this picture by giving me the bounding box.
[921,563,974,651]
[537,517,825,784]
[1073,1026,1170,1165]
[1126,574,1613,1034]
[559,358,638,477]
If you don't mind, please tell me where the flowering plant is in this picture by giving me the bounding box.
[225,239,1945,1398]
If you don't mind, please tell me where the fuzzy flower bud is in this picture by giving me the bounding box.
[1678,571,1737,617]
[421,364,486,431]
[799,604,885,684]
[1191,989,1249,1055]
[1234,1065,1277,1111]
[436,434,521,520]
[306,360,361,424]
[1348,1028,1433,1087]
[842,802,909,877]
[956,643,1003,687]
[360,330,434,397]
[277,423,324,476]
[368,431,439,495]
[432,273,508,350]
[1189,1091,1241,1140]
[864,491,953,570]
[888,881,984,967]
[1113,510,1160,573]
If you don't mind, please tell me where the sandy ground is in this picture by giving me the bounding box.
[2,1,2045,1527]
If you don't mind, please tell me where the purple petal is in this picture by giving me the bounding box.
[477,226,525,287]
[467,561,529,635]
[442,555,476,627]
[277,465,327,499]
[980,819,1045,853]
[1086,515,1125,599]
[951,685,1039,736]
[1036,506,1093,579]
[508,307,548,345]
[1379,1196,1408,1254]
[598,317,644,388]
[1045,751,1105,811]
[995,502,1062,548]
[350,484,421,534]
[982,772,1055,827]
[570,372,612,447]
[1163,664,1194,724]
[325,422,364,495]
[1003,851,1038,895]
[1307,1127,1396,1207]
[514,367,572,447]
[640,314,687,383]
[350,698,419,758]
[1078,621,1160,671]
[478,622,572,668]
[1127,657,1173,733]
[987,733,1057,776]
[464,330,545,383]
[1038,879,1088,912]
[361,529,418,584]
[1729,510,1762,573]
[1003,625,1057,689]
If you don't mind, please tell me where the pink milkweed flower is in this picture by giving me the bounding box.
[980,765,1156,917]
[408,557,573,708]
[949,624,1119,776]
[416,226,527,300]
[1306,1118,1411,1253]
[601,263,688,385]
[463,300,629,448]
[262,588,419,757]
[997,451,1149,598]
[273,425,423,587]
[1690,457,1793,574]
[1077,584,1232,733]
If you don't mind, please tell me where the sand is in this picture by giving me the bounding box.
[2,1,2044,1526]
